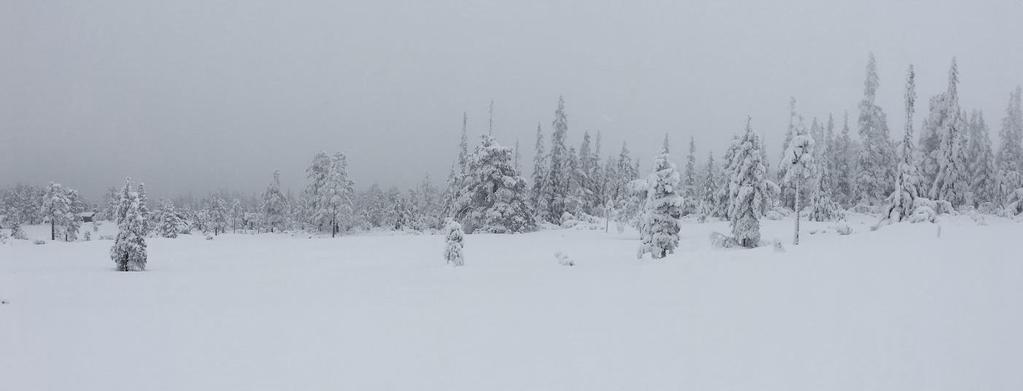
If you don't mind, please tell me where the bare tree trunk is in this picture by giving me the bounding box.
[794,180,801,245]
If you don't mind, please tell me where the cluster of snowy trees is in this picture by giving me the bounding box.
[4,55,1023,249]
[0,182,88,241]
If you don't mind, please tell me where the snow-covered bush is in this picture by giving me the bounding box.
[559,212,578,228]
[835,224,853,235]
[765,207,788,220]
[443,220,464,267]
[1004,189,1023,216]
[709,232,738,249]
[909,197,938,223]
[33,240,46,245]
[554,251,574,266]
[637,146,683,259]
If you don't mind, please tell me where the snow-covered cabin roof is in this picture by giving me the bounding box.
[78,211,96,218]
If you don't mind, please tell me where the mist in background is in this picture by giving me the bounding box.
[2,0,1022,201]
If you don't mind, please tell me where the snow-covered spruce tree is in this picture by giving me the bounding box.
[884,65,923,223]
[698,151,720,219]
[40,182,73,241]
[442,113,472,218]
[928,59,970,208]
[542,96,571,223]
[780,118,815,245]
[855,54,898,205]
[513,139,520,173]
[110,190,147,272]
[833,112,858,207]
[208,195,228,235]
[777,97,798,209]
[157,199,181,238]
[136,182,151,235]
[967,111,997,207]
[306,152,355,236]
[728,119,772,248]
[682,136,698,216]
[576,131,595,214]
[807,162,844,222]
[115,178,133,225]
[609,142,640,223]
[229,198,243,233]
[262,170,289,232]
[102,186,120,221]
[528,122,548,220]
[443,219,464,267]
[637,141,683,259]
[996,86,1023,203]
[452,135,535,233]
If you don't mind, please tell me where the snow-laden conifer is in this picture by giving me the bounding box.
[780,118,815,245]
[966,111,997,207]
[856,54,897,205]
[262,170,289,232]
[885,65,923,222]
[728,119,771,248]
[453,135,535,233]
[637,140,683,259]
[928,59,970,208]
[157,199,181,238]
[443,219,464,267]
[111,189,147,272]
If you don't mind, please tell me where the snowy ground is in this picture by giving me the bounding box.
[2,215,1022,390]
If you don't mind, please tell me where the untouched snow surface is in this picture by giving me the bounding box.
[2,215,1022,390]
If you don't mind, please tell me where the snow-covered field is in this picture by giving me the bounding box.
[2,215,1022,390]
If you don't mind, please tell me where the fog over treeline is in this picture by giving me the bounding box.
[2,0,1022,202]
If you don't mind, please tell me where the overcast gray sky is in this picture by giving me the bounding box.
[2,0,1022,201]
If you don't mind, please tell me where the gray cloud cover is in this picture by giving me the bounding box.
[2,0,1022,200]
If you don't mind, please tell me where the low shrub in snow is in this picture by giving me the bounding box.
[709,232,739,249]
[764,208,788,221]
[554,251,574,266]
[1005,189,1023,217]
[444,220,464,267]
[835,224,853,235]
[33,240,46,245]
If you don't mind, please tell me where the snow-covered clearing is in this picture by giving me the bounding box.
[2,215,1022,390]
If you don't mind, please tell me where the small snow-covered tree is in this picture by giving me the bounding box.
[306,152,355,236]
[781,118,815,245]
[136,182,151,235]
[855,53,897,205]
[928,59,970,208]
[443,219,464,267]
[528,122,548,219]
[111,189,147,271]
[885,65,923,223]
[728,119,772,248]
[208,196,228,236]
[833,112,858,207]
[996,86,1023,203]
[40,182,74,241]
[453,135,535,233]
[262,170,289,232]
[698,151,720,219]
[967,111,997,207]
[807,163,844,222]
[156,199,181,238]
[637,142,683,259]
[682,136,698,216]
[542,96,571,223]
